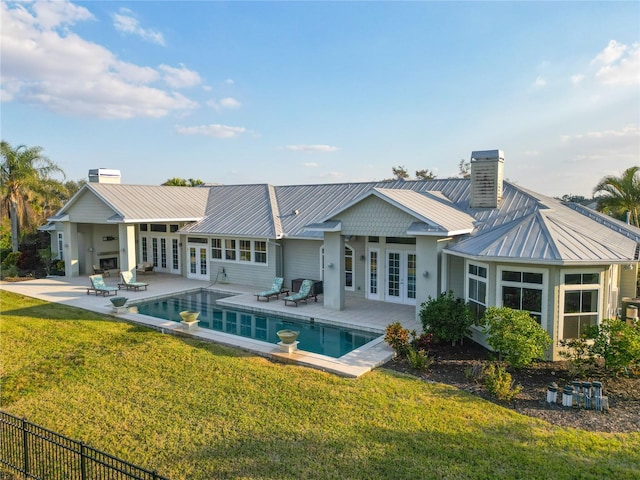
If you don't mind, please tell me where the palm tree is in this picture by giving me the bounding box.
[0,141,64,252]
[162,177,204,186]
[593,166,640,227]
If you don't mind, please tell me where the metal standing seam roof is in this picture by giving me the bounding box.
[63,184,211,222]
[445,205,639,263]
[180,184,280,237]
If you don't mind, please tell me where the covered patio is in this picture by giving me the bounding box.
[1,274,419,377]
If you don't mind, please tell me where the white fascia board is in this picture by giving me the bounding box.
[304,221,342,232]
[46,214,69,222]
[442,249,636,266]
[410,228,473,237]
[115,217,203,223]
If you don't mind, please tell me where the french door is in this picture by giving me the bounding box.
[386,250,416,305]
[187,242,209,280]
[141,235,180,274]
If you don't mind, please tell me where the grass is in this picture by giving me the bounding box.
[1,291,639,479]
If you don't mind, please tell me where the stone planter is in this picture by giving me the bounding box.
[179,310,200,323]
[276,329,300,345]
[110,297,128,307]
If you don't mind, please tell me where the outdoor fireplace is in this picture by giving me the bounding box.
[99,257,118,270]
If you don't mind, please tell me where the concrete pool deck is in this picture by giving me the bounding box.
[1,274,420,377]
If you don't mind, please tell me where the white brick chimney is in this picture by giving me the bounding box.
[88,168,121,184]
[469,150,504,208]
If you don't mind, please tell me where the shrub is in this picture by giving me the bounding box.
[419,291,473,346]
[385,322,411,356]
[590,319,640,374]
[464,361,487,383]
[411,332,434,351]
[1,251,20,270]
[406,347,432,371]
[484,363,521,401]
[482,307,552,368]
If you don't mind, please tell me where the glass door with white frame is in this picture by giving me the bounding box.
[187,239,209,280]
[386,250,416,305]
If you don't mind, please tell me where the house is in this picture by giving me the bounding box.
[42,153,640,360]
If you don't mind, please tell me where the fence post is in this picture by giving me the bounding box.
[81,442,87,480]
[22,417,29,476]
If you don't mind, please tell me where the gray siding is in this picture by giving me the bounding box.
[67,190,117,223]
[210,241,278,288]
[335,196,417,237]
[447,255,465,297]
[281,239,323,290]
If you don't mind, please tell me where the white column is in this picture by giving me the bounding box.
[323,231,345,311]
[415,236,439,317]
[118,224,137,273]
[63,222,79,277]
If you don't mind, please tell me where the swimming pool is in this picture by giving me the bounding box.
[133,289,380,358]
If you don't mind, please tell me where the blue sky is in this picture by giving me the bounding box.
[2,1,638,197]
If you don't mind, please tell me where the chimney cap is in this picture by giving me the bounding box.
[470,150,504,162]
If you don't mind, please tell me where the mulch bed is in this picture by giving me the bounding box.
[383,341,640,433]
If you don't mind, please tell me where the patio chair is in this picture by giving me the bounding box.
[135,262,155,275]
[283,279,317,307]
[255,277,289,302]
[119,271,149,291]
[87,274,119,296]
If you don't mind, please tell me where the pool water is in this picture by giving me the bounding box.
[134,289,379,358]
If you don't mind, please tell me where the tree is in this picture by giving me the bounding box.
[162,177,204,186]
[415,169,436,180]
[593,166,640,227]
[391,166,409,181]
[0,141,64,252]
[458,159,470,178]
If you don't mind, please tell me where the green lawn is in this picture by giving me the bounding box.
[1,291,639,479]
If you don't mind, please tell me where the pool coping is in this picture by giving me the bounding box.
[121,288,394,378]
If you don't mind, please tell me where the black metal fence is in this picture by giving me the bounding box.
[0,411,168,480]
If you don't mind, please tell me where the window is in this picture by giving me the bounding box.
[211,239,222,259]
[57,232,64,260]
[467,262,488,321]
[498,267,546,325]
[172,239,179,270]
[225,239,236,260]
[210,238,267,264]
[239,240,251,262]
[140,224,148,232]
[320,244,355,291]
[150,224,167,232]
[254,241,267,264]
[142,237,148,262]
[561,272,601,339]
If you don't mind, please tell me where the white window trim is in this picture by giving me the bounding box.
[465,259,489,318]
[496,265,548,331]
[559,268,603,341]
[210,237,269,266]
[320,243,355,291]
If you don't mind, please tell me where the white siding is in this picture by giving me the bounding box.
[66,190,117,223]
[447,255,465,297]
[210,241,278,288]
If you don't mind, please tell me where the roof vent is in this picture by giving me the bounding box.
[88,168,121,184]
[470,150,504,209]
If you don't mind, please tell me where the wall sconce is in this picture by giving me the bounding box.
[328,262,335,269]
[121,248,126,253]
[88,247,94,252]
[360,255,365,261]
[64,243,69,248]
[179,242,183,247]
[422,271,429,278]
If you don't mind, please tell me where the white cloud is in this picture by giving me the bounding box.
[570,74,585,85]
[175,124,247,138]
[303,162,319,167]
[224,78,234,85]
[0,1,199,119]
[207,96,241,111]
[113,7,165,46]
[591,40,626,66]
[592,40,639,86]
[284,144,340,152]
[533,75,547,88]
[159,64,202,88]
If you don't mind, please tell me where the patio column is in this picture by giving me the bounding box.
[118,223,137,273]
[415,236,439,318]
[323,231,345,311]
[63,222,79,277]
